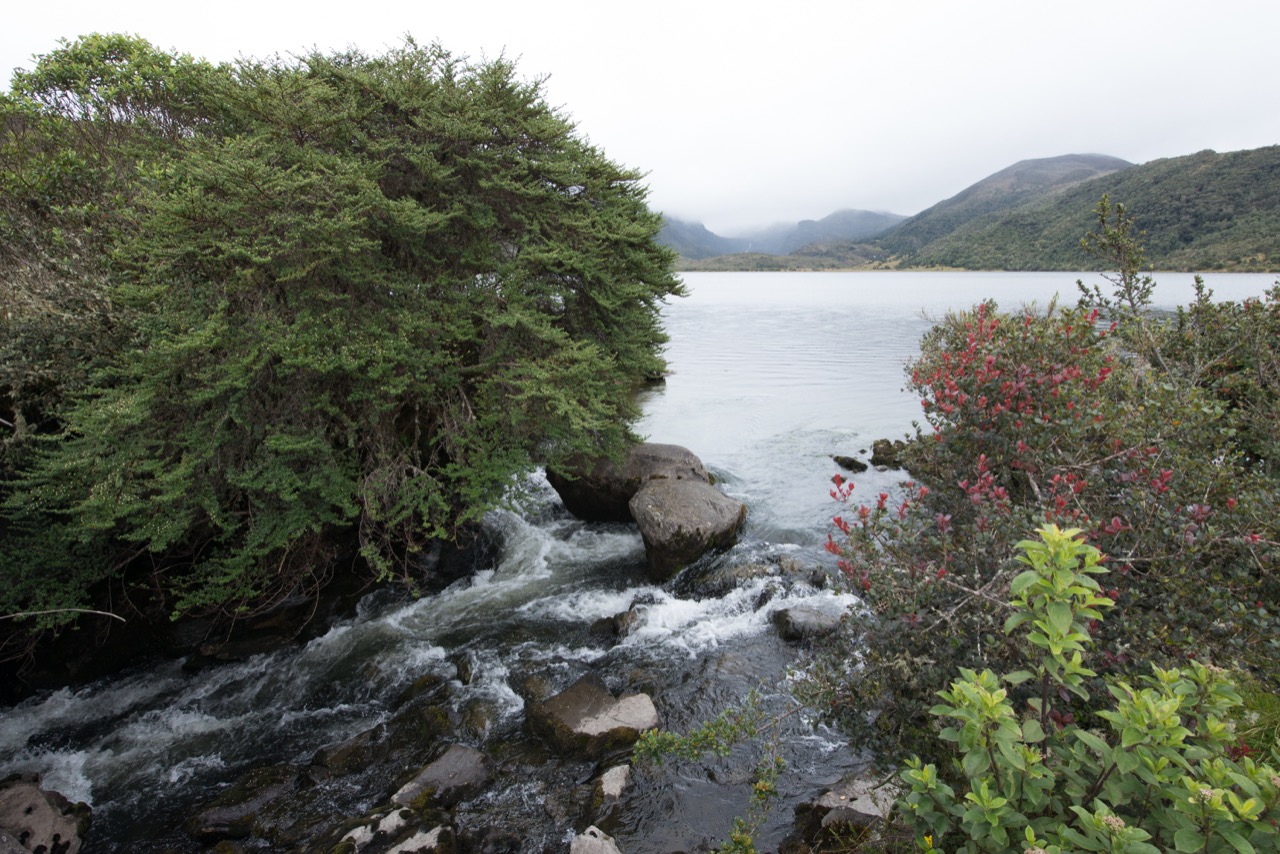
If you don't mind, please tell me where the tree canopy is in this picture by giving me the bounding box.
[0,35,680,634]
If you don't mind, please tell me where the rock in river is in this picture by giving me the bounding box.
[528,674,658,759]
[629,479,746,581]
[0,773,91,854]
[547,442,712,523]
[392,744,490,809]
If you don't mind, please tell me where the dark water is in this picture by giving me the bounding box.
[1,270,1273,851]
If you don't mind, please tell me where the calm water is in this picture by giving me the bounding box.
[638,270,1277,544]
[2,270,1274,852]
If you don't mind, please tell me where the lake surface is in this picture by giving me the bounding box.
[1,270,1274,851]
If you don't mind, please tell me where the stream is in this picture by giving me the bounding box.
[2,270,1274,852]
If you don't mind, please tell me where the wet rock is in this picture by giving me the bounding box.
[772,606,842,642]
[570,826,623,854]
[754,581,785,611]
[392,744,490,809]
[528,674,658,758]
[589,607,642,645]
[450,651,478,686]
[832,454,868,473]
[869,438,907,469]
[314,724,388,777]
[629,480,746,581]
[793,776,898,844]
[186,764,300,842]
[591,764,631,820]
[599,765,630,800]
[0,773,91,854]
[548,443,712,523]
[678,561,776,599]
[457,699,499,741]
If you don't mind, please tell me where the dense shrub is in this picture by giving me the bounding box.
[899,526,1280,854]
[0,36,679,642]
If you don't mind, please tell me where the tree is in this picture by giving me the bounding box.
[0,36,681,638]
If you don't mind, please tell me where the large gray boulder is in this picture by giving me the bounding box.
[528,674,658,758]
[547,443,712,522]
[0,774,91,854]
[629,479,746,581]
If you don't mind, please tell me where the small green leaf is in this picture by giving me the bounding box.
[1003,670,1035,686]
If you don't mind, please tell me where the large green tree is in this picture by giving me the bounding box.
[0,35,680,633]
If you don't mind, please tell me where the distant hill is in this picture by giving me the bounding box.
[656,218,746,260]
[880,147,1280,271]
[876,154,1134,257]
[658,209,905,260]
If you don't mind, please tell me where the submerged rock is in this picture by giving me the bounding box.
[0,773,91,854]
[832,454,869,473]
[392,744,490,809]
[548,442,712,522]
[629,479,746,581]
[186,764,301,842]
[528,674,658,758]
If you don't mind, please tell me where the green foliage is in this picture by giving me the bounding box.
[0,35,680,634]
[898,526,1280,854]
[798,201,1280,767]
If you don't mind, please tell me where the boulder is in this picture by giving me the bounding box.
[529,674,658,758]
[772,606,842,643]
[547,443,712,523]
[570,826,623,854]
[0,773,91,854]
[629,480,746,580]
[792,776,898,844]
[392,744,490,809]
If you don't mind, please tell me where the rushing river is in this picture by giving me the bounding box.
[2,270,1275,852]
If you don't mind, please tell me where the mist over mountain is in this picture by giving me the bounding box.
[660,209,905,259]
[665,147,1280,272]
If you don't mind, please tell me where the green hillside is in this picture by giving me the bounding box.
[877,153,1133,256]
[891,147,1280,271]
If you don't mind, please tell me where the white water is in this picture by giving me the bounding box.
[2,270,1274,851]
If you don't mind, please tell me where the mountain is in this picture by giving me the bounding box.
[658,209,905,260]
[876,154,1134,257]
[885,147,1280,271]
[656,217,746,260]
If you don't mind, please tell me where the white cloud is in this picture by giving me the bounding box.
[4,0,1277,233]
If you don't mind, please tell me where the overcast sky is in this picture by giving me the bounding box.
[4,1,1277,234]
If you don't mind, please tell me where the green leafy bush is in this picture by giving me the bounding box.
[899,526,1280,854]
[0,36,680,638]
